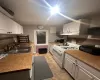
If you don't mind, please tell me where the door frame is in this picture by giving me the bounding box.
[34,30,48,45]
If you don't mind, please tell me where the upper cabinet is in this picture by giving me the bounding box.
[62,19,90,35]
[0,12,9,34]
[17,23,23,34]
[0,12,23,34]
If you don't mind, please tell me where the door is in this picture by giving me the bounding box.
[34,30,48,45]
[76,65,93,80]
[64,58,75,78]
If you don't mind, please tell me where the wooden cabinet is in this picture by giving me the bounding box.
[0,12,23,34]
[64,54,100,80]
[62,19,90,35]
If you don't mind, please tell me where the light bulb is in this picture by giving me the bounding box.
[50,5,60,15]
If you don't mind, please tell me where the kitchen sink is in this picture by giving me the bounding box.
[8,47,31,54]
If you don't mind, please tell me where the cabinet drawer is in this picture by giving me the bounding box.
[77,60,100,79]
[65,53,76,62]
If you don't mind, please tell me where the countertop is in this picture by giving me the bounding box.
[0,53,33,73]
[65,50,100,71]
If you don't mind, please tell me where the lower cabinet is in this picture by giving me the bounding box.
[75,65,93,80]
[64,58,75,78]
[0,70,31,80]
[64,54,100,80]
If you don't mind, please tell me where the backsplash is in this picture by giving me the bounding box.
[0,35,16,49]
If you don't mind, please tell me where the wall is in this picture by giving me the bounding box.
[90,16,100,27]
[0,35,16,49]
[23,25,61,42]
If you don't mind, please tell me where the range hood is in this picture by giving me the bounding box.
[88,27,100,35]
[60,32,79,35]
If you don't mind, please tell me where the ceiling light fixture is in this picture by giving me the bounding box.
[50,5,60,15]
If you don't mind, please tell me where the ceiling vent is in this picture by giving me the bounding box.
[0,5,14,18]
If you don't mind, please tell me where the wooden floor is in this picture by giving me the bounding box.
[34,53,73,80]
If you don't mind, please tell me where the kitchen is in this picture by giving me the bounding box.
[0,0,100,80]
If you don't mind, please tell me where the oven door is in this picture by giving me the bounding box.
[52,48,64,68]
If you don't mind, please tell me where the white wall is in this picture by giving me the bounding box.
[23,25,61,42]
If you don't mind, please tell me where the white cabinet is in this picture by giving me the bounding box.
[64,58,75,78]
[94,77,100,80]
[75,66,93,80]
[64,54,100,80]
[0,12,23,34]
[17,24,23,34]
[62,19,90,35]
[6,16,23,34]
[8,19,18,34]
[0,12,9,33]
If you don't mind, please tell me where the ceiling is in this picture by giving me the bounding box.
[0,0,100,26]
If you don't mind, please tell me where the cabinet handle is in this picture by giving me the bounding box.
[75,65,79,79]
[73,63,75,65]
[7,32,10,34]
[75,60,77,63]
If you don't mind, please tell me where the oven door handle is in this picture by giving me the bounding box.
[53,48,62,56]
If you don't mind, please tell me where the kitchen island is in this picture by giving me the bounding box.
[0,53,33,80]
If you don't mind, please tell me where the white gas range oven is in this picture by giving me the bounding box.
[52,43,80,68]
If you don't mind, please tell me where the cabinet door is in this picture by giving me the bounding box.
[0,12,8,33]
[70,21,80,32]
[94,78,100,80]
[20,25,23,34]
[64,58,75,78]
[76,66,93,80]
[93,76,100,80]
[63,24,68,33]
[17,24,22,34]
[9,20,19,34]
